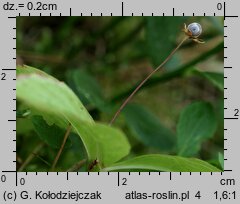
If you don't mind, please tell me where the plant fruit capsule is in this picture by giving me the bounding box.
[187,23,202,37]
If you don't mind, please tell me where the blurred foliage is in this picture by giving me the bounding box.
[146,17,185,69]
[177,102,217,157]
[123,104,176,152]
[16,16,223,172]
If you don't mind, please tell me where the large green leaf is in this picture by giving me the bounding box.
[177,102,217,157]
[70,121,130,167]
[17,66,130,166]
[17,65,54,79]
[32,115,72,149]
[17,72,97,160]
[67,69,109,111]
[102,154,221,172]
[123,104,175,152]
[17,73,94,124]
[90,123,130,166]
[145,17,185,68]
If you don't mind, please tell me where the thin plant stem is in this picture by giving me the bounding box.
[51,124,72,171]
[18,142,44,172]
[111,41,223,102]
[66,159,87,172]
[31,152,51,167]
[109,36,189,125]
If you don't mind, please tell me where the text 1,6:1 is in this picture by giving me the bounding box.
[214,191,236,201]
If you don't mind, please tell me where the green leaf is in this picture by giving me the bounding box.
[31,115,71,149]
[17,73,96,160]
[90,123,130,166]
[17,66,130,166]
[64,121,130,167]
[17,73,94,125]
[67,69,109,111]
[102,154,221,172]
[145,17,185,68]
[197,71,224,91]
[52,120,130,167]
[218,152,224,170]
[177,102,217,157]
[123,104,175,152]
[17,65,54,79]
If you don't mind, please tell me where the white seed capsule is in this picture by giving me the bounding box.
[187,22,202,37]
